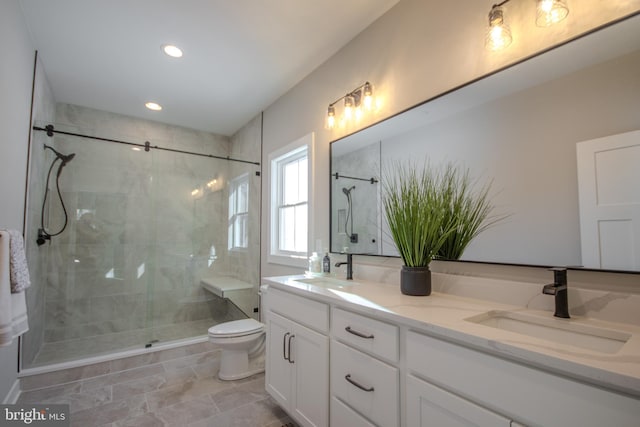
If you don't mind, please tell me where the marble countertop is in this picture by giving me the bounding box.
[262,274,640,397]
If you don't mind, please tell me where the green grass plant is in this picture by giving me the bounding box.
[436,164,506,260]
[382,160,452,267]
[382,160,505,266]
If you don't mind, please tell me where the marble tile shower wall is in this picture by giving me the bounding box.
[22,58,57,367]
[32,104,257,354]
[332,142,381,254]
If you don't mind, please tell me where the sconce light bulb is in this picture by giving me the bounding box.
[536,0,569,27]
[344,95,355,120]
[363,82,373,110]
[326,105,336,129]
[355,106,363,121]
[485,6,512,51]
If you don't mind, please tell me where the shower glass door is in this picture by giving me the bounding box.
[22,104,260,370]
[22,122,156,367]
[145,142,246,345]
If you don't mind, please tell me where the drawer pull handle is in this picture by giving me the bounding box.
[345,374,374,392]
[283,332,290,361]
[345,326,374,339]
[288,334,295,363]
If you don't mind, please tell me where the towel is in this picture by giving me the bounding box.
[8,229,31,293]
[0,230,29,347]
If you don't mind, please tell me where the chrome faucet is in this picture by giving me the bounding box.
[335,253,353,280]
[542,267,570,318]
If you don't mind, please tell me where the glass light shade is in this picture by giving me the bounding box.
[485,7,512,51]
[355,106,363,121]
[326,105,336,129]
[536,0,569,27]
[363,82,373,110]
[344,95,355,120]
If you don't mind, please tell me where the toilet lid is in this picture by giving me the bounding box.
[208,318,264,337]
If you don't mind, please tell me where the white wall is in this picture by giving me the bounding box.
[259,0,640,278]
[0,0,36,401]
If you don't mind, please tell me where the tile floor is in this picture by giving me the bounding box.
[18,352,298,427]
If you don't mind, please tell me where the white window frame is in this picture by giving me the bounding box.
[228,172,249,251]
[268,132,314,268]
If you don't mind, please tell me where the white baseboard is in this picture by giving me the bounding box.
[2,379,20,404]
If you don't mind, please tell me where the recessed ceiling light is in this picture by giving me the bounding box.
[162,44,183,58]
[145,102,162,111]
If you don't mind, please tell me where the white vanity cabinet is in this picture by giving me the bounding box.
[263,287,329,427]
[262,278,640,427]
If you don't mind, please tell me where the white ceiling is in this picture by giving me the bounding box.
[20,0,399,136]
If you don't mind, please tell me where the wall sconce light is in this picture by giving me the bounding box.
[485,4,512,51]
[485,0,569,51]
[326,82,374,129]
[536,0,569,27]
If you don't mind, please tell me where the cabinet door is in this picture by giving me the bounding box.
[331,397,376,427]
[291,322,329,427]
[406,375,511,427]
[265,311,294,410]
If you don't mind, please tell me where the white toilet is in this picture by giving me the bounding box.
[208,318,265,380]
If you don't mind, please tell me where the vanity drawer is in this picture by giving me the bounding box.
[331,396,376,427]
[264,286,328,333]
[406,330,640,427]
[331,340,399,427]
[332,307,399,363]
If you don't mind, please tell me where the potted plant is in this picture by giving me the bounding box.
[382,161,452,295]
[436,164,506,260]
[382,160,504,296]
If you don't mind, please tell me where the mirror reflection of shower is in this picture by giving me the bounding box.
[342,185,358,244]
[37,144,76,246]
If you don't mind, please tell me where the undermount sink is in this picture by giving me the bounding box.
[295,277,359,289]
[465,310,631,354]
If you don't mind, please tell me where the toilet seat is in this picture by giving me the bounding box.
[208,318,264,338]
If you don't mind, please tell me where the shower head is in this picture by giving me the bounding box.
[342,186,355,196]
[45,144,76,165]
[61,153,76,165]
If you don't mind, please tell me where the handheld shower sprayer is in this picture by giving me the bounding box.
[38,145,76,246]
[342,186,355,196]
[342,186,358,243]
[45,144,76,165]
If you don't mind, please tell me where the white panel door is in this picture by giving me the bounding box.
[291,322,329,427]
[406,375,512,427]
[576,130,640,269]
[265,311,294,410]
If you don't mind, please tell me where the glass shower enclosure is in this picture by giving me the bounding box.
[21,104,261,369]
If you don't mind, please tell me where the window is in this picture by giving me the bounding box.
[228,173,249,250]
[269,133,313,267]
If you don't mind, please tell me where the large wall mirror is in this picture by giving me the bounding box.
[330,14,640,273]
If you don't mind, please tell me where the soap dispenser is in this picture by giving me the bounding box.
[323,252,331,274]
